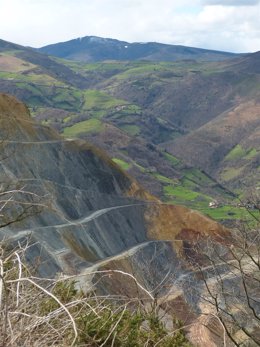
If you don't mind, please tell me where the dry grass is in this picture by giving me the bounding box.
[0,240,192,347]
[0,55,35,73]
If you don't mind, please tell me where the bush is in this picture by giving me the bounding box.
[0,241,192,347]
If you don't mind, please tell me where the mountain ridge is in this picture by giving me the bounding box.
[38,35,240,62]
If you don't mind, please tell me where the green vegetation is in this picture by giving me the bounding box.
[161,170,244,221]
[63,119,103,137]
[112,158,131,170]
[245,147,258,159]
[63,60,130,75]
[164,152,181,166]
[165,189,247,221]
[63,114,77,123]
[52,88,82,109]
[133,161,147,172]
[224,145,247,161]
[124,104,141,112]
[114,61,183,80]
[82,89,127,113]
[163,181,245,222]
[164,185,200,200]
[0,70,65,86]
[152,173,175,184]
[120,124,140,136]
[224,145,258,162]
[123,146,239,222]
[220,167,244,181]
[200,205,246,220]
[183,168,212,184]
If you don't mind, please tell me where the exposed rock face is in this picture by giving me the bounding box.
[0,94,231,341]
[0,95,151,276]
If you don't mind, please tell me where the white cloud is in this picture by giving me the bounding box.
[202,0,260,6]
[0,0,259,52]
[193,5,260,51]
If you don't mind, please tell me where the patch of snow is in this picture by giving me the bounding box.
[89,36,107,43]
[124,45,128,48]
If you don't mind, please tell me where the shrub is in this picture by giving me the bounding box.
[0,241,192,346]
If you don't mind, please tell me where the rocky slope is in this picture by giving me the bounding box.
[0,94,229,309]
[0,93,227,275]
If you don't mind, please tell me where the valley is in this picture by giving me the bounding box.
[1,38,259,224]
[0,31,259,345]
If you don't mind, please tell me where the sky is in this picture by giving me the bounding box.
[0,0,259,53]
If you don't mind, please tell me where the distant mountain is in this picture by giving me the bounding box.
[38,36,240,62]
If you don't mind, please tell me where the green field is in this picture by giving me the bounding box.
[224,145,258,162]
[152,173,175,184]
[112,158,131,170]
[163,152,181,166]
[164,185,201,201]
[63,119,103,137]
[200,205,248,221]
[82,90,127,113]
[120,124,140,136]
[220,167,244,181]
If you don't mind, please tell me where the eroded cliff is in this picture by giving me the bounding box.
[0,94,232,344]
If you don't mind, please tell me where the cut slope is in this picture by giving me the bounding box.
[3,95,252,346]
[0,93,227,280]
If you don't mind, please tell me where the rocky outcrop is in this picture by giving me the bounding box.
[0,94,231,337]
